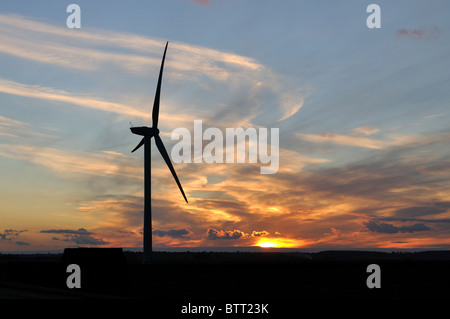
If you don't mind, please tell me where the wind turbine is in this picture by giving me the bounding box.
[130,41,188,264]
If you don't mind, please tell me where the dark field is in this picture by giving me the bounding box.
[1,249,449,316]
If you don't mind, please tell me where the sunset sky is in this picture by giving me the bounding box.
[1,0,449,252]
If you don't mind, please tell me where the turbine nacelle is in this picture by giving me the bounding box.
[130,126,159,137]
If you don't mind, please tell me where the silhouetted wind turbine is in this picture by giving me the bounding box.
[130,41,188,264]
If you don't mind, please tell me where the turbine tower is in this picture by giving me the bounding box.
[130,41,188,264]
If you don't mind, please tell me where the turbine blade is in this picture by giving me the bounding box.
[131,137,145,153]
[152,41,168,129]
[154,134,188,203]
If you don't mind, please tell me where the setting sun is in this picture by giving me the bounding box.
[255,237,299,248]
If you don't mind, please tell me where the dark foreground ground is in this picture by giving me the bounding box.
[1,249,450,316]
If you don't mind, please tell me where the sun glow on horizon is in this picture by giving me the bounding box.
[255,237,301,248]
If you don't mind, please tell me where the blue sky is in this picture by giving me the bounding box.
[0,0,449,251]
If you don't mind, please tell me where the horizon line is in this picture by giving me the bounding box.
[2,246,449,255]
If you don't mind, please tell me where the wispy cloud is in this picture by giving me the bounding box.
[0,144,142,179]
[0,115,29,138]
[0,14,261,74]
[0,114,55,140]
[0,78,146,118]
[0,14,308,123]
[0,77,198,129]
[353,126,379,136]
[298,131,390,149]
[297,131,450,150]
